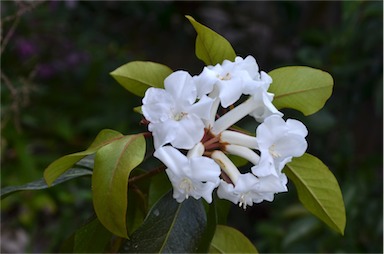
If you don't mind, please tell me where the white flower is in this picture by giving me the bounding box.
[217,173,287,209]
[211,150,285,209]
[142,70,214,149]
[247,86,283,122]
[193,56,271,108]
[252,115,308,177]
[154,146,220,203]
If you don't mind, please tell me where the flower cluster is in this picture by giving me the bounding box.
[142,56,308,209]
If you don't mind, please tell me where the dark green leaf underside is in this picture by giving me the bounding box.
[1,168,92,199]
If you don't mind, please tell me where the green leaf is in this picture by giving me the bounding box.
[196,200,217,253]
[43,129,124,186]
[268,66,334,115]
[284,153,346,235]
[133,105,143,115]
[186,15,236,65]
[1,168,92,199]
[147,171,172,210]
[209,225,258,253]
[92,134,146,238]
[215,195,231,225]
[110,61,173,97]
[73,217,112,253]
[126,168,150,234]
[121,191,207,253]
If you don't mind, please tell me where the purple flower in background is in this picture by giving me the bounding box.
[15,38,38,59]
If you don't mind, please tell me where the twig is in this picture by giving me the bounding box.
[128,165,166,185]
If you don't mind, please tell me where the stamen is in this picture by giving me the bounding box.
[173,112,187,121]
[179,178,194,198]
[269,144,281,158]
[220,72,231,80]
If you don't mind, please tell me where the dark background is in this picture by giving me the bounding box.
[1,1,382,253]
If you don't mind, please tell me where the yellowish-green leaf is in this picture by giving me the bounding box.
[284,153,346,235]
[133,105,142,115]
[92,134,146,238]
[268,66,333,115]
[44,129,124,186]
[186,15,236,65]
[110,61,173,97]
[209,225,258,253]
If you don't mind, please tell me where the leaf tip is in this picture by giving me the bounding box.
[185,15,194,21]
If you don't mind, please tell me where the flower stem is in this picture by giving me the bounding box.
[225,144,260,165]
[211,98,256,135]
[128,165,166,184]
[211,150,240,183]
[220,130,258,149]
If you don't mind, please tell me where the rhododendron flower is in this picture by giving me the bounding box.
[154,146,220,203]
[252,115,308,177]
[142,70,214,149]
[212,150,287,209]
[217,172,288,209]
[193,56,272,108]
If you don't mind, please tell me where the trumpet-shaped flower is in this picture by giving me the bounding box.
[193,56,272,108]
[142,70,214,149]
[252,115,308,177]
[248,86,283,122]
[217,173,287,209]
[154,146,221,203]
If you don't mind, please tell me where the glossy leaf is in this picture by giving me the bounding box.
[44,129,124,186]
[268,66,333,115]
[186,15,236,65]
[1,168,92,199]
[196,200,217,253]
[284,153,346,235]
[121,191,207,253]
[73,217,112,253]
[93,134,145,238]
[126,168,150,234]
[147,171,172,210]
[209,225,258,253]
[110,61,173,97]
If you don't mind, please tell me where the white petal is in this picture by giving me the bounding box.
[149,121,178,149]
[286,118,308,137]
[217,180,239,204]
[190,156,221,182]
[164,70,197,105]
[142,88,174,123]
[196,181,218,203]
[217,77,245,108]
[249,90,283,122]
[256,174,287,193]
[274,135,307,158]
[188,95,214,121]
[256,115,286,148]
[234,56,260,80]
[251,152,277,177]
[171,115,205,149]
[154,146,188,174]
[193,67,217,98]
[260,71,273,89]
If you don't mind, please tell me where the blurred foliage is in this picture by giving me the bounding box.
[1,1,382,253]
